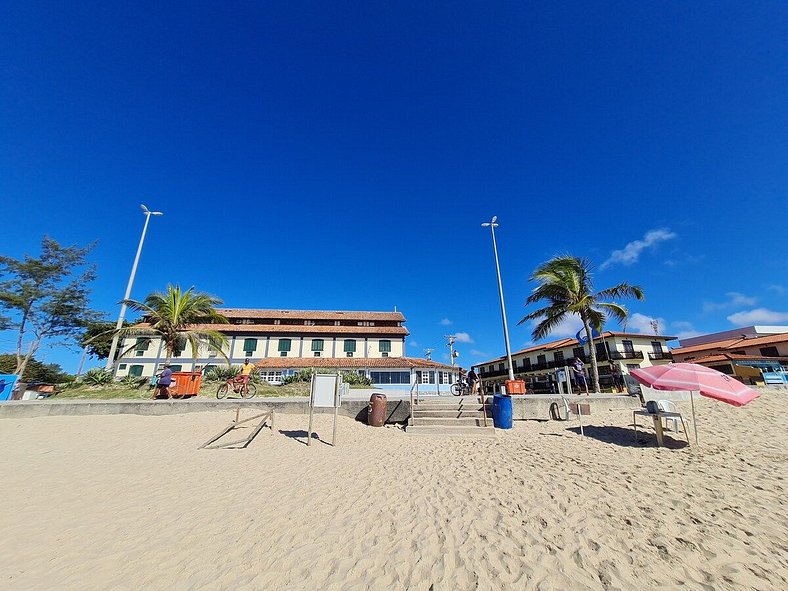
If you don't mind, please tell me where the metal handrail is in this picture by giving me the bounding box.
[409,379,419,426]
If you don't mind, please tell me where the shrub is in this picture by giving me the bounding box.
[82,368,113,386]
[206,365,240,381]
[341,371,372,386]
[120,375,146,389]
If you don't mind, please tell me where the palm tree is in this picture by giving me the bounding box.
[119,285,229,364]
[518,256,644,392]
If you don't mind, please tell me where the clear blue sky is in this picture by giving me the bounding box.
[1,1,787,372]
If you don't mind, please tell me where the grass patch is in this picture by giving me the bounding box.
[50,380,310,400]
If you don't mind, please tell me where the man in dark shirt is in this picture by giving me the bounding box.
[572,357,589,395]
[153,364,173,400]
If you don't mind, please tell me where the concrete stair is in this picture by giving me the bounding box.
[407,396,495,436]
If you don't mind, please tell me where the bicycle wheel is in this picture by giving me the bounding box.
[451,383,461,396]
[216,384,230,399]
[245,383,257,399]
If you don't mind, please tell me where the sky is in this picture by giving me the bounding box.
[1,1,787,373]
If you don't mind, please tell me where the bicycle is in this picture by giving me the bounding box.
[451,381,471,396]
[216,377,257,399]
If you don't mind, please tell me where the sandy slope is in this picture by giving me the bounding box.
[1,390,786,590]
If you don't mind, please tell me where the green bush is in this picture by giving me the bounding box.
[206,365,240,381]
[82,368,113,386]
[341,371,372,386]
[120,375,146,389]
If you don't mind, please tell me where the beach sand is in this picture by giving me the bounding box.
[1,390,786,590]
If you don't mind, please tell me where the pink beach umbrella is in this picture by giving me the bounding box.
[630,363,759,445]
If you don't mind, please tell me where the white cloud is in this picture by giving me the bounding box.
[454,332,474,344]
[470,349,489,357]
[408,340,420,348]
[524,316,583,339]
[703,292,758,312]
[625,313,666,335]
[670,321,701,340]
[766,284,785,295]
[440,318,452,326]
[600,228,677,269]
[727,308,788,325]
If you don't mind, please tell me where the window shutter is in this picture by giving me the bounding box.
[344,340,356,353]
[311,339,324,352]
[379,340,391,353]
[278,339,291,352]
[243,338,257,354]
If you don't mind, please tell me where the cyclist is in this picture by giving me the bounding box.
[235,358,256,397]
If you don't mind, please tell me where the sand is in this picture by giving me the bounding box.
[1,389,787,590]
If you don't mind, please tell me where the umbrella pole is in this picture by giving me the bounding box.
[690,389,699,446]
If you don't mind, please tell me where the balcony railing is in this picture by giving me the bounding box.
[649,351,673,361]
[606,350,644,361]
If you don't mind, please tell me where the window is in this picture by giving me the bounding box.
[304,320,315,326]
[419,371,435,384]
[357,321,374,326]
[537,354,546,365]
[440,372,450,384]
[379,340,391,353]
[119,363,127,370]
[260,371,283,383]
[595,343,607,358]
[169,365,182,372]
[626,364,639,372]
[651,341,664,354]
[622,340,635,354]
[572,347,585,360]
[522,358,531,370]
[311,339,324,352]
[278,339,291,352]
[370,371,411,384]
[554,351,564,363]
[344,340,356,353]
[129,365,143,377]
[243,338,257,356]
[498,363,504,371]
[760,346,779,357]
[134,338,150,357]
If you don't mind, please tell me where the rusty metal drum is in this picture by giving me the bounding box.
[368,393,387,427]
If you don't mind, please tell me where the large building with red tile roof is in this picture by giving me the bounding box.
[113,308,459,390]
[475,331,676,393]
[670,330,788,381]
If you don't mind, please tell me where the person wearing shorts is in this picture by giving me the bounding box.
[572,357,589,395]
[236,358,255,397]
[154,364,173,400]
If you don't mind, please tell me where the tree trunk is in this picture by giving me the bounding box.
[15,339,39,380]
[582,314,600,393]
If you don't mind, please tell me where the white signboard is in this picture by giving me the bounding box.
[311,374,340,408]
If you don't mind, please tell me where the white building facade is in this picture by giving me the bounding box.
[113,308,458,391]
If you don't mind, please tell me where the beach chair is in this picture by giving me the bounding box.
[657,400,685,433]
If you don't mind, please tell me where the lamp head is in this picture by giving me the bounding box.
[141,203,164,216]
[140,204,149,213]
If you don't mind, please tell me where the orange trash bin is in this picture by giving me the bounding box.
[171,372,203,397]
[505,379,526,395]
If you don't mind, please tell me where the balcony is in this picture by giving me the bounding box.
[607,350,644,361]
[649,351,673,361]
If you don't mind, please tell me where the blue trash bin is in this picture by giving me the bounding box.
[492,393,513,429]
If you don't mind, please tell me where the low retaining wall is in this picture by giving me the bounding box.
[506,394,641,419]
[0,397,412,424]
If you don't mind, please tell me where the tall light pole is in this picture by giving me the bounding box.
[481,216,515,382]
[105,204,163,370]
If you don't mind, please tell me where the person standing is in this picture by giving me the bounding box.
[153,364,173,400]
[572,357,589,395]
[610,363,624,393]
[468,367,479,396]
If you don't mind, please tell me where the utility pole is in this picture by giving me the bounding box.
[445,335,458,367]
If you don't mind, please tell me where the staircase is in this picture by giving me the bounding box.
[406,395,496,437]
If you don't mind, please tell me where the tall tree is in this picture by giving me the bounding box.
[118,285,229,364]
[80,320,128,360]
[0,354,70,383]
[518,255,644,391]
[0,237,100,378]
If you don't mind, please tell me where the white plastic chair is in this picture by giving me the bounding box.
[657,400,684,433]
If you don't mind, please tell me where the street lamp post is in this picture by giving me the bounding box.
[105,204,163,371]
[481,216,516,382]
